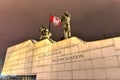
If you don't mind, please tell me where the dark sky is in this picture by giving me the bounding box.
[1,0,120,61]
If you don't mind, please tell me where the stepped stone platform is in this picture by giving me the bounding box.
[2,36,120,80]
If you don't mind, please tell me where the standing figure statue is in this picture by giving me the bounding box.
[61,11,71,39]
[39,25,52,40]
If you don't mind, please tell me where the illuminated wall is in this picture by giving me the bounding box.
[2,37,120,80]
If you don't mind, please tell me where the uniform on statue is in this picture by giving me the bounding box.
[61,11,71,39]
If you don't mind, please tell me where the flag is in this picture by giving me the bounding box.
[50,15,61,26]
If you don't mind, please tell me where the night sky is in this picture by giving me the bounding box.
[1,0,120,62]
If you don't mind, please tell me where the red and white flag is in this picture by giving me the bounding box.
[50,15,61,26]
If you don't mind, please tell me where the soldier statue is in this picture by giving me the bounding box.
[61,11,71,39]
[39,25,52,40]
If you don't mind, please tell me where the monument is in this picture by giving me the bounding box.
[39,25,52,40]
[39,25,55,43]
[2,12,120,80]
[61,11,71,39]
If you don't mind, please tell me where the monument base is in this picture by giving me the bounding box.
[2,36,120,80]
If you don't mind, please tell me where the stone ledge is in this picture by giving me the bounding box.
[7,40,34,53]
[114,37,120,50]
[34,39,52,49]
[52,36,84,51]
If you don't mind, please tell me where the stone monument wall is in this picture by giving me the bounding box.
[2,37,120,80]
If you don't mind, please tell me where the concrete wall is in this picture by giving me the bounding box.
[2,37,120,80]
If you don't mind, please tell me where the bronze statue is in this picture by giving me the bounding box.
[61,11,71,39]
[39,25,52,40]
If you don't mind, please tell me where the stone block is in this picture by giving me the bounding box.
[24,68,32,74]
[5,57,11,63]
[33,47,45,56]
[11,60,18,66]
[72,52,85,62]
[73,70,86,79]
[43,65,52,72]
[18,58,26,64]
[38,59,44,66]
[7,40,33,53]
[56,63,65,71]
[2,66,9,71]
[58,38,71,48]
[52,49,65,57]
[36,73,43,79]
[52,37,81,51]
[70,36,83,45]
[33,55,43,61]
[103,56,119,68]
[52,64,57,71]
[25,57,33,63]
[84,51,91,60]
[44,45,52,54]
[90,49,102,59]
[51,57,58,65]
[24,62,32,68]
[65,62,72,70]
[65,45,79,55]
[19,69,24,74]
[79,42,90,52]
[37,66,43,73]
[93,69,106,79]
[27,45,33,51]
[16,64,20,69]
[6,47,15,54]
[89,40,102,50]
[34,45,51,57]
[12,55,19,61]
[102,46,117,57]
[11,65,16,70]
[34,39,52,49]
[16,47,28,55]
[43,58,52,65]
[102,38,114,47]
[52,63,64,72]
[58,71,72,79]
[51,72,57,79]
[9,61,13,66]
[9,57,13,62]
[72,61,80,70]
[19,52,26,59]
[32,61,39,67]
[34,41,44,49]
[116,50,120,56]
[118,56,120,65]
[80,60,92,69]
[26,51,33,57]
[106,68,120,79]
[86,69,94,79]
[13,65,18,70]
[85,49,102,60]
[33,49,40,56]
[57,55,72,64]
[92,58,104,69]
[42,72,52,79]
[18,49,26,55]
[113,37,120,49]
[52,42,59,51]
[9,51,16,57]
[18,63,24,69]
[43,52,51,59]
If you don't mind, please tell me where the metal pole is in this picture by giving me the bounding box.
[49,14,51,32]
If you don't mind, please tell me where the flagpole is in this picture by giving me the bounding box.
[49,14,51,32]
